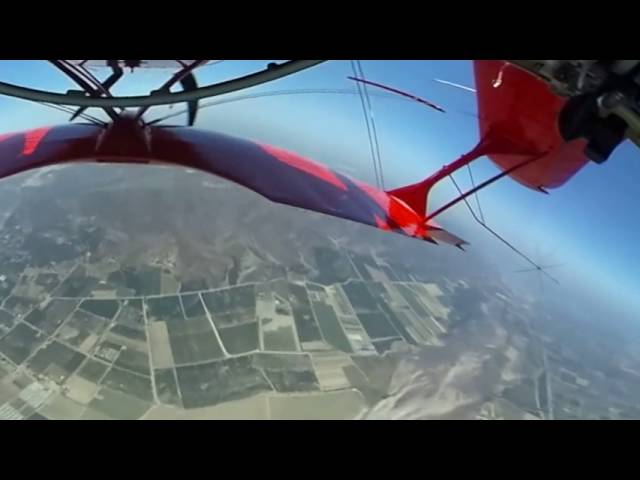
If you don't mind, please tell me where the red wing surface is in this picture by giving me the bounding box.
[148,127,466,247]
[0,124,466,248]
[0,124,103,178]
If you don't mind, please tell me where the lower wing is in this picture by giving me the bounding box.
[0,124,467,248]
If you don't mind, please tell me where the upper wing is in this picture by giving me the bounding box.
[67,60,222,70]
[0,124,467,248]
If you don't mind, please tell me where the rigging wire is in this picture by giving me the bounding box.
[37,102,106,126]
[354,60,385,189]
[466,164,486,224]
[147,88,478,127]
[350,60,381,189]
[448,173,559,284]
[147,88,420,125]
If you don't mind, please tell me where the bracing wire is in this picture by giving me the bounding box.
[466,164,486,224]
[448,173,559,284]
[38,102,106,126]
[147,88,425,125]
[350,60,381,189]
[355,60,385,189]
[514,264,564,273]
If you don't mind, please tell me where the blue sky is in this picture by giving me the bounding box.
[0,60,637,323]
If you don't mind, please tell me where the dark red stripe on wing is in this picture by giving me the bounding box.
[0,125,103,180]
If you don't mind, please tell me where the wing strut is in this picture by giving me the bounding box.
[60,60,113,98]
[135,60,209,125]
[466,164,486,223]
[425,152,544,222]
[387,129,534,218]
[49,60,119,121]
[70,61,124,121]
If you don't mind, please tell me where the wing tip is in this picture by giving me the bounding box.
[428,227,469,250]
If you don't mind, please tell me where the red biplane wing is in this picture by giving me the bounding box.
[0,124,468,249]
